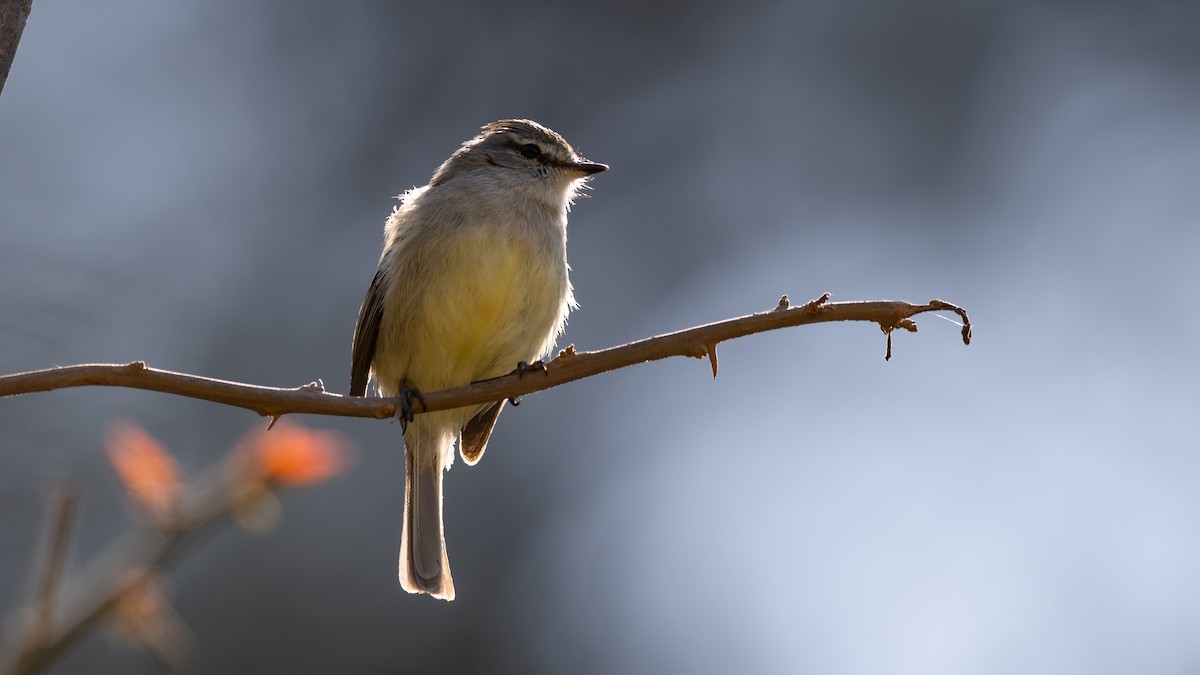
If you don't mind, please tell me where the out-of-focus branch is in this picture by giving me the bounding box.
[2,423,347,675]
[0,0,34,95]
[10,482,81,675]
[3,466,230,674]
[0,295,972,421]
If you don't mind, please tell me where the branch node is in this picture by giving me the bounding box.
[774,294,790,311]
[298,379,325,394]
[126,361,148,372]
[803,293,831,312]
[556,344,577,359]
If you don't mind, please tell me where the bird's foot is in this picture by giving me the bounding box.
[515,360,547,379]
[398,386,427,431]
[507,360,547,406]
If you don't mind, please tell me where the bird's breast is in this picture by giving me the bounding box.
[381,221,569,393]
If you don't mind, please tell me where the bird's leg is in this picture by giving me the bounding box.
[398,386,427,432]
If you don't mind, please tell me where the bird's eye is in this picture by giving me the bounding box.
[518,143,542,159]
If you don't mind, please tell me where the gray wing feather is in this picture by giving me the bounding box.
[350,267,386,397]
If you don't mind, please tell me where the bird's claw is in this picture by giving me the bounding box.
[516,360,547,379]
[504,361,546,407]
[398,386,426,431]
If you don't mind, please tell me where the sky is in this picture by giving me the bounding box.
[2,1,1199,674]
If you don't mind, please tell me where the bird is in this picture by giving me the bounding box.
[350,119,607,600]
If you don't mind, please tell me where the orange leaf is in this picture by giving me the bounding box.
[251,421,349,486]
[106,422,180,513]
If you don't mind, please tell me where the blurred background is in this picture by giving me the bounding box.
[2,1,1198,673]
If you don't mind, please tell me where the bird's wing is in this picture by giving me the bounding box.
[460,400,505,465]
[350,267,387,397]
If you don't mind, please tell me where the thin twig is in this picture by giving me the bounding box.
[6,483,80,675]
[33,484,78,639]
[0,296,972,420]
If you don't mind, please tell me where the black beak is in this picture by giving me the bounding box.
[567,161,609,175]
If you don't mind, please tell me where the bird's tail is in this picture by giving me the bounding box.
[399,425,455,601]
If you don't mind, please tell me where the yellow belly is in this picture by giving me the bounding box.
[394,230,565,393]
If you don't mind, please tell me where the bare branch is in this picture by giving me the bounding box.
[0,362,397,419]
[0,297,971,673]
[0,296,971,420]
[0,0,34,96]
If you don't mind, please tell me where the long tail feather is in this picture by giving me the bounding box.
[399,433,455,600]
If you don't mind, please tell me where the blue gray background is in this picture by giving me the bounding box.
[2,1,1198,673]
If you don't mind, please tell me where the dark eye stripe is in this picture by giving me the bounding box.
[518,143,542,160]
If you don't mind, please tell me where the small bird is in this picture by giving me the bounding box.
[350,120,606,600]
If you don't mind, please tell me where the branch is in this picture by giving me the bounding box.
[5,484,87,675]
[0,296,971,673]
[0,295,972,419]
[3,424,347,675]
[4,476,229,674]
[0,0,34,96]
